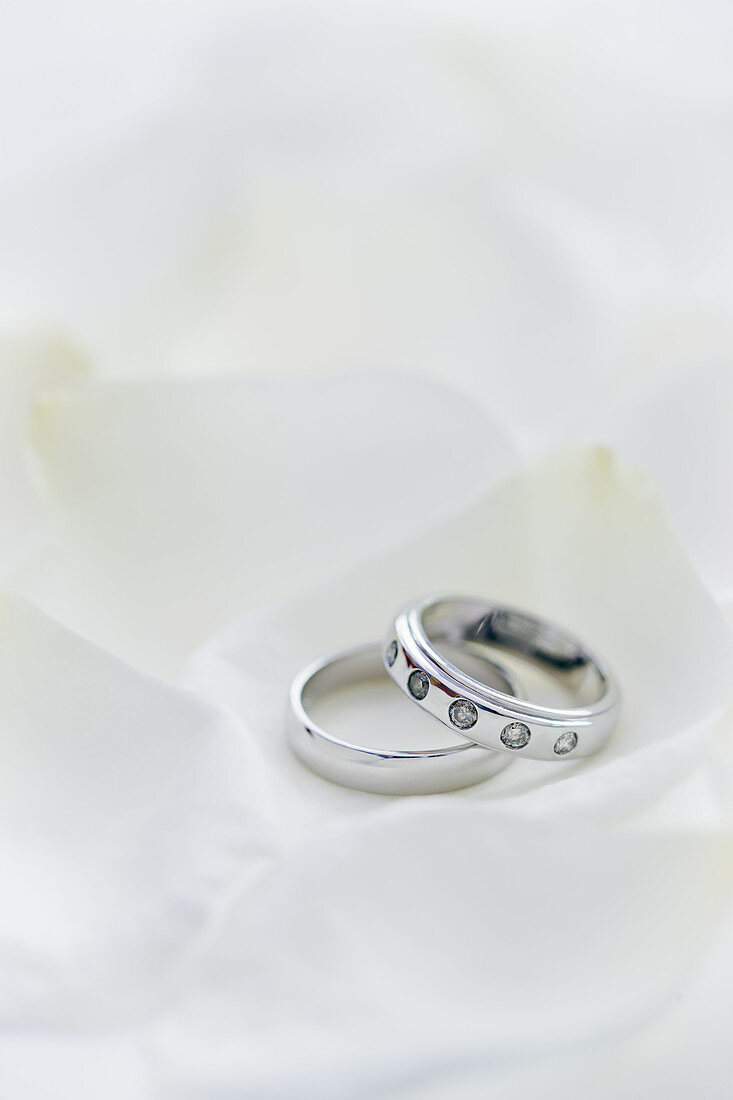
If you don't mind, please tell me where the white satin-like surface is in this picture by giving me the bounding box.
[1,4,733,1098]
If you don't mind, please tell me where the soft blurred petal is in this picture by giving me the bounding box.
[2,5,731,435]
[151,802,733,1100]
[21,373,516,674]
[392,882,733,1100]
[0,593,275,1026]
[0,333,88,565]
[0,1029,144,1100]
[585,362,733,601]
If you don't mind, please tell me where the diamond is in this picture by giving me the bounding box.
[554,731,578,755]
[500,721,531,749]
[449,699,478,730]
[386,640,398,667]
[408,670,430,700]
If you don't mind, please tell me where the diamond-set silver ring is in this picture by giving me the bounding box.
[288,594,620,792]
[385,596,620,762]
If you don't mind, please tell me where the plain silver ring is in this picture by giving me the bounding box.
[288,642,516,794]
[384,596,621,762]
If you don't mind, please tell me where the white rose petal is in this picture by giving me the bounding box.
[0,1028,144,1100]
[23,373,516,675]
[393,888,733,1100]
[0,334,88,565]
[0,592,275,1026]
[151,802,733,1100]
[586,362,733,602]
[5,7,731,413]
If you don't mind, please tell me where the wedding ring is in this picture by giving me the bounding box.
[384,596,620,761]
[288,642,517,794]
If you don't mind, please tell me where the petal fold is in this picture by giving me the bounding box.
[0,593,275,1026]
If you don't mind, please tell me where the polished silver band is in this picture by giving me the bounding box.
[384,596,620,761]
[288,643,516,794]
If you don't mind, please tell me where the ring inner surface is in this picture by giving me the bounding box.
[303,645,516,753]
[422,599,606,707]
